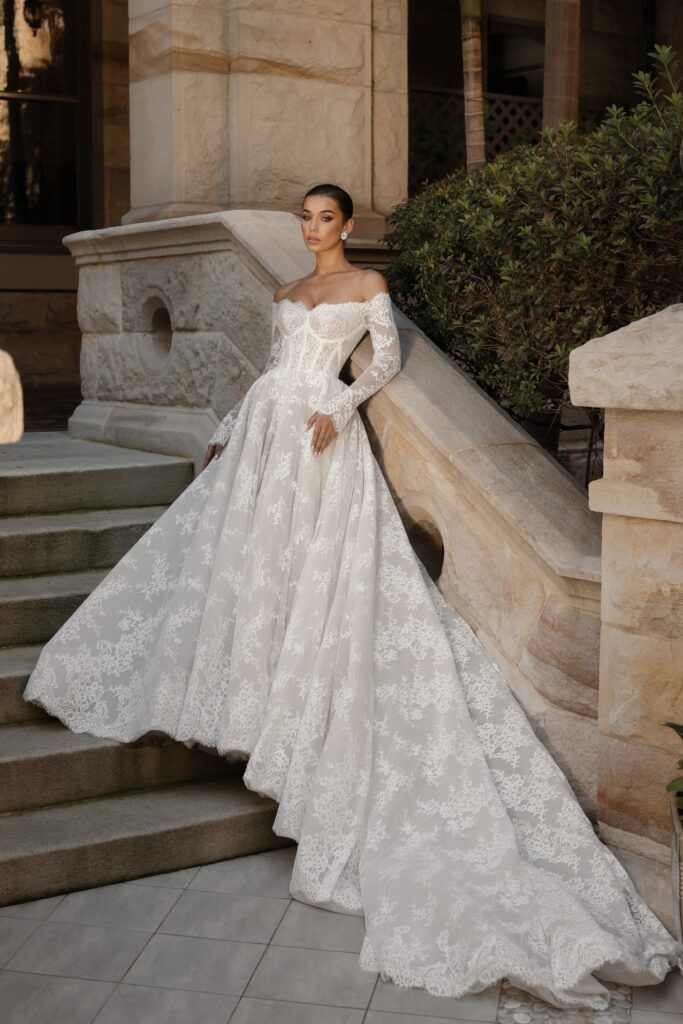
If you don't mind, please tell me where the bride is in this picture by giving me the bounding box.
[23,183,683,1011]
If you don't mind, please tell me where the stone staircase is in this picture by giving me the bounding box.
[0,432,289,908]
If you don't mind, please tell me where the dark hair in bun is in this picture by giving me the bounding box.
[303,183,353,222]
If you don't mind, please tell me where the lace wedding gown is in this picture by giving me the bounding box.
[23,289,683,1011]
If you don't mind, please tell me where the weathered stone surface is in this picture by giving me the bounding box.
[598,624,683,749]
[225,0,365,15]
[373,25,406,94]
[533,702,598,818]
[374,0,407,33]
[571,301,683,883]
[569,303,683,411]
[92,331,251,407]
[373,90,407,214]
[381,424,547,667]
[601,515,683,638]
[589,410,683,523]
[125,0,406,220]
[597,733,677,847]
[130,5,228,83]
[79,337,99,401]
[0,292,80,389]
[0,351,23,443]
[233,9,366,85]
[45,294,79,329]
[599,820,670,866]
[248,75,367,208]
[78,264,122,333]
[120,250,271,352]
[520,594,600,718]
[350,325,601,584]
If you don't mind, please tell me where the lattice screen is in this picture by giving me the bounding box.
[409,86,606,194]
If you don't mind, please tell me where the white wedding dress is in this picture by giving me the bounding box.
[23,289,683,1011]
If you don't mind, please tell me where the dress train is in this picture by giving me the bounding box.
[23,291,683,1010]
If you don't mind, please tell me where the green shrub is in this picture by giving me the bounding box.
[384,45,683,423]
[665,722,683,818]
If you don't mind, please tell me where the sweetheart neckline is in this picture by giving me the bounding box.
[273,293,387,314]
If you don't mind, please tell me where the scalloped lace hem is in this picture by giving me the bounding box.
[357,934,683,1012]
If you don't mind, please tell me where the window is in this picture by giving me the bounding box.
[0,0,89,250]
[486,18,544,98]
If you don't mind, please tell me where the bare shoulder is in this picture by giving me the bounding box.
[361,269,390,301]
[273,277,305,303]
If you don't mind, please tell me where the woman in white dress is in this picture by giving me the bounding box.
[23,183,683,1011]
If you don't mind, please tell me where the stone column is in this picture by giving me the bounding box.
[569,304,683,928]
[124,0,407,233]
[543,0,581,127]
[125,0,231,223]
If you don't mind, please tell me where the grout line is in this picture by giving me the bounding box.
[87,883,188,1023]
[226,895,293,1021]
[362,971,380,1021]
[0,917,45,970]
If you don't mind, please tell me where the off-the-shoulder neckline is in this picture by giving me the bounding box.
[273,291,390,314]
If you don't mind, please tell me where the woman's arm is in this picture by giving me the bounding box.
[317,286,402,436]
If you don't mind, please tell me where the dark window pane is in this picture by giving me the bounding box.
[0,0,78,95]
[0,97,77,223]
[486,19,545,98]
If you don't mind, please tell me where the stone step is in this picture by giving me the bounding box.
[0,720,235,814]
[0,505,168,577]
[0,569,109,647]
[0,777,291,907]
[0,645,48,724]
[0,432,193,515]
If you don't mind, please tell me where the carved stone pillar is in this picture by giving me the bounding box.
[569,304,683,930]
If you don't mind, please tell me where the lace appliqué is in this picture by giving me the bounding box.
[317,290,401,435]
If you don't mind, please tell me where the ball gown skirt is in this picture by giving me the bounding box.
[23,291,683,1010]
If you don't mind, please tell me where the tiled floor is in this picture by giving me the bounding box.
[0,847,681,1024]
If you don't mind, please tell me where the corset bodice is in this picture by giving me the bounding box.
[209,289,402,445]
[272,299,370,378]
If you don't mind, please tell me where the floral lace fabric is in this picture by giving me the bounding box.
[24,291,683,1011]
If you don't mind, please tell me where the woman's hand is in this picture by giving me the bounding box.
[201,442,225,470]
[306,410,337,455]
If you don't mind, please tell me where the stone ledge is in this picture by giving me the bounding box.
[569,303,683,412]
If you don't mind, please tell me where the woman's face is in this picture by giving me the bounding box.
[299,195,351,252]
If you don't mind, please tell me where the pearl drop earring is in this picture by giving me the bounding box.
[341,231,348,239]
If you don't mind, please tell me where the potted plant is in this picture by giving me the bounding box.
[664,721,683,943]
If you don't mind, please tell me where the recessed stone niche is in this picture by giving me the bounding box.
[142,301,173,374]
[401,506,445,581]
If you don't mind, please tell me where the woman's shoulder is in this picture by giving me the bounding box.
[360,269,390,302]
[272,269,389,305]
[273,279,303,303]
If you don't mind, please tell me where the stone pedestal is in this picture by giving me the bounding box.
[62,209,315,472]
[569,303,683,931]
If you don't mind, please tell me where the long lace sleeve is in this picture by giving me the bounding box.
[209,301,284,446]
[318,289,401,436]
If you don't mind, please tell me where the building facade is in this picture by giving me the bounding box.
[2,0,682,425]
